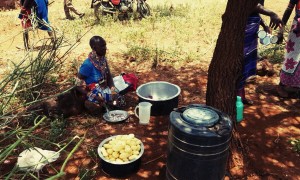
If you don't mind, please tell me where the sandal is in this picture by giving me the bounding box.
[242,99,254,105]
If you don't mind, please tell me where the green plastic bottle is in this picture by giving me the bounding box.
[236,96,244,122]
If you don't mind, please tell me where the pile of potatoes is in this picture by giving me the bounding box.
[100,134,142,163]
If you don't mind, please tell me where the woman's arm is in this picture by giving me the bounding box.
[282,3,295,26]
[260,16,271,33]
[254,3,283,29]
[76,73,89,95]
[277,2,296,44]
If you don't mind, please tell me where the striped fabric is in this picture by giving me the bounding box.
[238,15,261,90]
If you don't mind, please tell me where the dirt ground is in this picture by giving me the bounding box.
[51,63,299,180]
[2,63,299,180]
[61,65,300,180]
[0,6,300,180]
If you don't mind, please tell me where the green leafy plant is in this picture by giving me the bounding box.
[49,115,67,142]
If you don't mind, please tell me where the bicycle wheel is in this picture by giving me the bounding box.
[138,1,151,18]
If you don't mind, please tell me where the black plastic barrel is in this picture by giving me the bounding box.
[166,104,233,180]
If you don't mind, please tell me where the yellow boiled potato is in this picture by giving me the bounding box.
[124,146,132,153]
[108,140,115,144]
[128,134,135,139]
[134,138,141,145]
[131,145,137,151]
[119,135,126,140]
[106,148,113,154]
[133,151,139,155]
[103,143,111,149]
[112,144,122,152]
[101,147,108,157]
[124,139,130,145]
[135,145,141,151]
[129,141,136,147]
[102,134,141,163]
[119,152,129,159]
[129,155,138,160]
[112,151,119,158]
[109,157,116,162]
[115,159,123,163]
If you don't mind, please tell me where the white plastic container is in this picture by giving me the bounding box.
[260,35,271,45]
[134,102,152,125]
[257,30,267,39]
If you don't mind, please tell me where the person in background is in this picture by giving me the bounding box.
[64,0,85,20]
[19,0,55,49]
[237,0,283,105]
[76,36,115,115]
[276,0,300,97]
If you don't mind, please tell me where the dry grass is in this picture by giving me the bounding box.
[0,0,288,71]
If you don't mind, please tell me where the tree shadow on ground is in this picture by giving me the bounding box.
[10,62,299,179]
[236,80,300,179]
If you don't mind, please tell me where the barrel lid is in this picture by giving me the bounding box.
[182,107,219,127]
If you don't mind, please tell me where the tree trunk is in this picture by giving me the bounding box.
[206,0,259,119]
[206,0,260,176]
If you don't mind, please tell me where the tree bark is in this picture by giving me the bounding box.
[206,0,259,119]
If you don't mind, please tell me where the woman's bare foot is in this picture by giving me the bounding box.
[276,85,289,98]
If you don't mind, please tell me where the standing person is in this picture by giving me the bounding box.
[237,0,283,105]
[276,0,300,97]
[64,0,85,20]
[76,36,115,115]
[19,0,55,49]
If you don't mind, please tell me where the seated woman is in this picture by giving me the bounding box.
[76,35,115,115]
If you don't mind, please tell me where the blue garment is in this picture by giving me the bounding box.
[238,15,261,89]
[34,0,51,31]
[79,58,104,85]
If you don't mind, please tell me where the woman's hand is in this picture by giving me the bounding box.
[263,26,271,34]
[269,13,283,30]
[95,93,105,103]
[110,86,116,93]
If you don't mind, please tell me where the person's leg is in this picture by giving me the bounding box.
[23,30,29,50]
[93,3,101,21]
[64,0,74,19]
[65,2,84,17]
[47,30,56,43]
[237,87,253,105]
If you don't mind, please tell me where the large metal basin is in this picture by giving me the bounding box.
[136,81,181,116]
